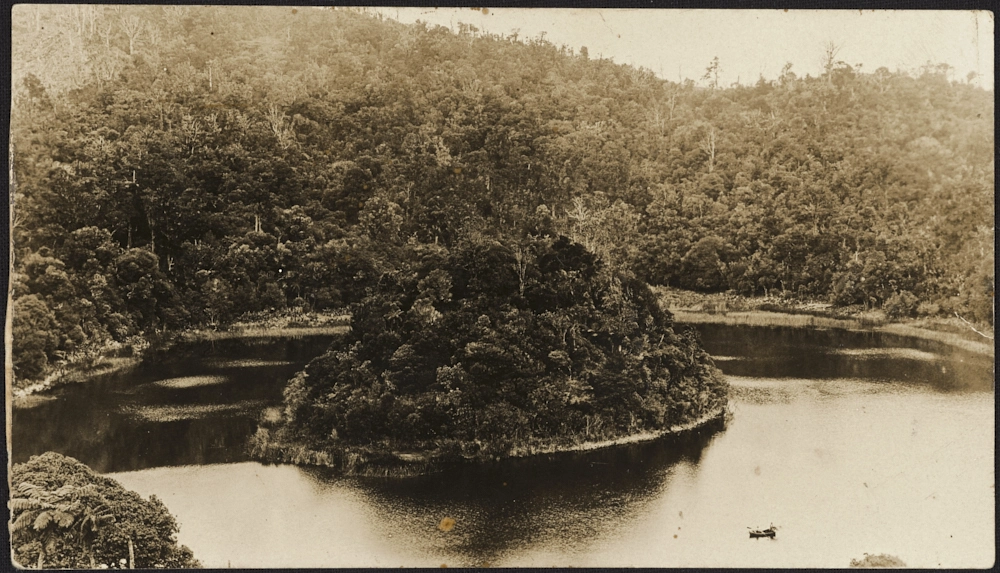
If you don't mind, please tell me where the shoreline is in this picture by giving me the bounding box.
[9,313,350,405]
[671,309,994,357]
[250,406,730,477]
[506,405,729,458]
[10,355,145,403]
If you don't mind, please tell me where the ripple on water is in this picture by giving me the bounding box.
[726,376,911,405]
[205,359,295,369]
[12,394,60,409]
[152,375,230,389]
[827,348,939,361]
[122,400,266,422]
[727,377,797,405]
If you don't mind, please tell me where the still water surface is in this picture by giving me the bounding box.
[12,326,994,567]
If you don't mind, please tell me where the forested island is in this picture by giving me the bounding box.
[249,234,728,473]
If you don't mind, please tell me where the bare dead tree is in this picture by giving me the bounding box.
[512,245,532,296]
[97,20,114,49]
[93,53,123,87]
[119,15,143,55]
[700,127,717,173]
[146,25,161,49]
[162,5,190,21]
[29,5,43,32]
[266,104,292,149]
[821,40,843,83]
[626,65,654,89]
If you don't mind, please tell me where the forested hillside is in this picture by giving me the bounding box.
[10,6,994,382]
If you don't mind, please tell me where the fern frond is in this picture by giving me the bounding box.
[17,482,40,495]
[33,511,53,531]
[54,485,77,498]
[10,511,37,533]
[53,510,76,528]
[8,498,42,512]
[77,484,100,496]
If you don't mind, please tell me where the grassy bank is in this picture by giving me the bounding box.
[659,288,994,357]
[9,309,351,404]
[178,309,350,341]
[178,324,350,342]
[10,342,148,403]
[248,406,729,477]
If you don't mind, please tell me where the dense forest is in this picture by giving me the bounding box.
[9,6,994,384]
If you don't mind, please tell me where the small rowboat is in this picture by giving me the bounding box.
[749,527,776,538]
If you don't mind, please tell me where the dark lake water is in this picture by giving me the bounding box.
[11,325,995,567]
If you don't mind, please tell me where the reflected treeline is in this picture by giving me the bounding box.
[12,337,335,473]
[693,324,993,392]
[14,413,263,473]
[303,418,725,566]
[142,336,338,373]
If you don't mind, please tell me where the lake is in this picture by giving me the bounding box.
[11,324,994,568]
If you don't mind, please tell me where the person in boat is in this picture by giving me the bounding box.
[749,523,777,537]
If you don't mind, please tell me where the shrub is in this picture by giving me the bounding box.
[915,301,940,317]
[884,290,919,319]
[10,452,200,569]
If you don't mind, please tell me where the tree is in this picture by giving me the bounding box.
[119,14,144,56]
[703,56,720,89]
[113,248,175,328]
[8,7,995,379]
[821,40,843,83]
[699,126,718,173]
[679,236,732,292]
[11,294,60,380]
[254,234,728,470]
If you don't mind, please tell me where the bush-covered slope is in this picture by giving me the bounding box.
[251,235,727,471]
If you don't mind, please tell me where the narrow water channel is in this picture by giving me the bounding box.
[11,325,994,567]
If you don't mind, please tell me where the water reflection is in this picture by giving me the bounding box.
[691,324,994,392]
[308,419,724,566]
[11,336,335,473]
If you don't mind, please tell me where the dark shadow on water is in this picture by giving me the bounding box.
[301,417,726,566]
[11,336,336,473]
[692,324,994,392]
